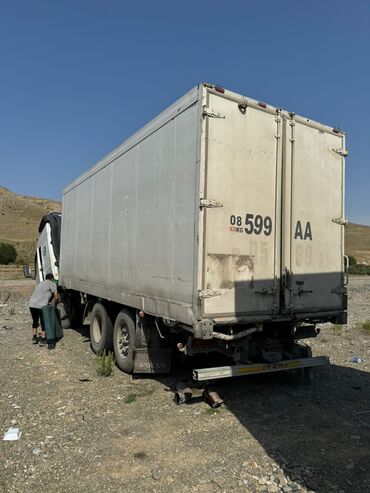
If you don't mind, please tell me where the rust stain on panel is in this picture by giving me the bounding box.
[206,254,254,290]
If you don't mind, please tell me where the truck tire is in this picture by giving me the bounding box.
[90,303,113,354]
[113,310,135,373]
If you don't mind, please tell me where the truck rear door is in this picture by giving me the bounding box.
[200,91,281,319]
[282,118,346,315]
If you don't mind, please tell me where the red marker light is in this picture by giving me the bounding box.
[258,102,267,108]
[214,85,225,93]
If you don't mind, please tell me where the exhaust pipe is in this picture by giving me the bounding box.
[203,389,224,408]
[173,382,193,405]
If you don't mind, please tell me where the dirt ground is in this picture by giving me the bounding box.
[0,277,369,493]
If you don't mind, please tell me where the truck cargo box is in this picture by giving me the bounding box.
[60,83,347,338]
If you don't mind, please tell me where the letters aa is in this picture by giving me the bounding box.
[294,221,312,241]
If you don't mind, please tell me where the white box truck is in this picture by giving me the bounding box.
[28,83,348,379]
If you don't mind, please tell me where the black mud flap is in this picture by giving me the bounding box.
[133,348,172,374]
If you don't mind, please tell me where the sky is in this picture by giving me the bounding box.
[1,0,369,224]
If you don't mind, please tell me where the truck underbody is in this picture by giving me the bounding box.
[56,288,335,379]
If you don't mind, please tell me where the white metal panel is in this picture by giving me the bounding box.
[75,178,93,282]
[133,116,177,299]
[201,92,281,318]
[60,94,200,324]
[60,190,78,279]
[109,149,138,291]
[283,119,345,313]
[90,166,112,284]
[64,87,200,195]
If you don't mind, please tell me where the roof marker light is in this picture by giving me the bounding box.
[214,85,225,93]
[258,102,267,108]
[332,128,340,134]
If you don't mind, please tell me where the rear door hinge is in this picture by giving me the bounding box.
[202,106,225,119]
[198,289,223,299]
[331,217,348,225]
[200,199,223,209]
[332,148,348,157]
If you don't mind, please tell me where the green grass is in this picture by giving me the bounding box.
[96,350,115,377]
[204,408,219,416]
[124,393,137,404]
[354,319,370,334]
[331,324,343,335]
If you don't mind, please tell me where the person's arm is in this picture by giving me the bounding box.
[49,283,59,305]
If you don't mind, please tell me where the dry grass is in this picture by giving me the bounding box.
[345,222,370,265]
[330,324,343,335]
[354,319,370,334]
[0,186,61,263]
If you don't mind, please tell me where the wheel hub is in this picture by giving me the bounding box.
[118,324,129,358]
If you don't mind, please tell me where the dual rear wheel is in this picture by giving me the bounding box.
[89,303,135,373]
[113,310,135,373]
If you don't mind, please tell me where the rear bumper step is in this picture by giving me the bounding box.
[193,356,330,381]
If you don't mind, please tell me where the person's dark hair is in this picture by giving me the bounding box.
[45,273,54,280]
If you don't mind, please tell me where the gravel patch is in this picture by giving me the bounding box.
[0,277,369,492]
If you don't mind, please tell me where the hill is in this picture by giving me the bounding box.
[345,222,370,265]
[1,186,370,266]
[0,186,61,263]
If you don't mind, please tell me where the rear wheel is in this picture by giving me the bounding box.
[90,303,113,354]
[113,310,135,373]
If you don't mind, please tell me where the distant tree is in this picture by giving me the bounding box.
[0,243,17,265]
[348,255,357,266]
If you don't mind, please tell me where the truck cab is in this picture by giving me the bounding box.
[28,212,61,283]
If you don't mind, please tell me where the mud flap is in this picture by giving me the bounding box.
[133,347,172,374]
